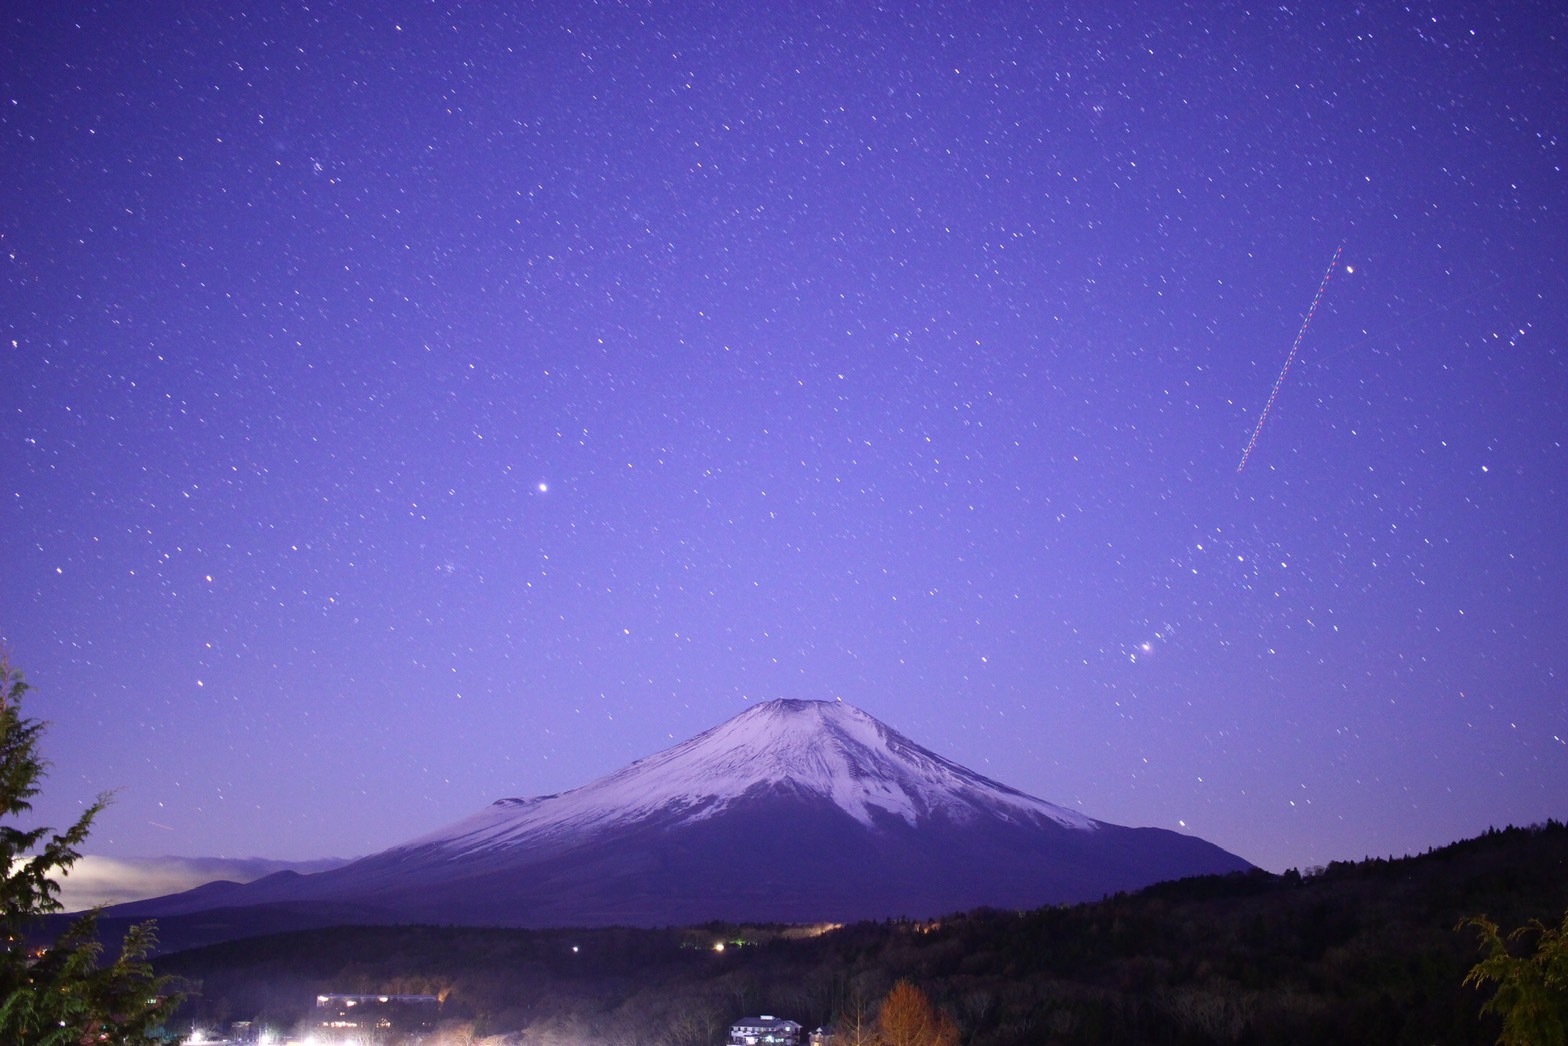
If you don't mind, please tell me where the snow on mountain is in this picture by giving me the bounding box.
[403,699,1095,858]
[110,697,1252,941]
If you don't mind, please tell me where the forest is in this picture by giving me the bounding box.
[153,821,1568,1045]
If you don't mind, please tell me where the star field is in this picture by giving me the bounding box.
[2,1,1565,874]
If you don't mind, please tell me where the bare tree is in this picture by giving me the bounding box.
[434,1018,480,1046]
[830,981,883,1046]
[877,980,958,1046]
[665,1000,725,1046]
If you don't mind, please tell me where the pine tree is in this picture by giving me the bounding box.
[1461,910,1568,1046]
[0,657,183,1044]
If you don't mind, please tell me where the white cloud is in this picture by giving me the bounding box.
[46,855,351,912]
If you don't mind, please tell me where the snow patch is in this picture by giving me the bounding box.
[403,700,1096,858]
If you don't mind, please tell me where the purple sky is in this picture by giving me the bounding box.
[3,2,1563,876]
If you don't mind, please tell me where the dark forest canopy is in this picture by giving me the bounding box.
[149,820,1568,1045]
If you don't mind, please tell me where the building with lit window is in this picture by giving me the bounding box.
[313,993,439,1038]
[729,1015,802,1045]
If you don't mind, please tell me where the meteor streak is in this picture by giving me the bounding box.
[1237,244,1344,473]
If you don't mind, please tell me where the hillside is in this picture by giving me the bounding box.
[152,820,1568,1044]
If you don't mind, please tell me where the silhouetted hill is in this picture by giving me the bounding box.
[150,820,1568,1045]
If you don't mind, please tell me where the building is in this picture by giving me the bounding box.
[729,1015,803,1045]
[313,993,440,1039]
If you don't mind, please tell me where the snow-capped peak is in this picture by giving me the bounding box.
[405,699,1095,858]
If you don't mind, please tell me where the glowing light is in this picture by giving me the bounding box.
[1238,243,1345,473]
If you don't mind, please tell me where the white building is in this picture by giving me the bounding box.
[729,1015,803,1045]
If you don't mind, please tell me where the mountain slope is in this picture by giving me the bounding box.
[401,698,1095,857]
[148,824,1568,1045]
[114,699,1250,933]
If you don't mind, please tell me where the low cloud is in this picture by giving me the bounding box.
[50,854,352,912]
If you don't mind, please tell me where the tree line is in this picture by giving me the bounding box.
[149,821,1568,1044]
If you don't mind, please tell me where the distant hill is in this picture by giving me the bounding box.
[108,699,1248,943]
[151,820,1568,1045]
[56,854,352,912]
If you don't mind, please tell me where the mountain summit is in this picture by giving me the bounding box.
[116,700,1250,933]
[405,698,1095,859]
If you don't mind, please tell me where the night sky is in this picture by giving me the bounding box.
[3,2,1564,879]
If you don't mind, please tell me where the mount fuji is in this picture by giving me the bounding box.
[113,700,1251,933]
